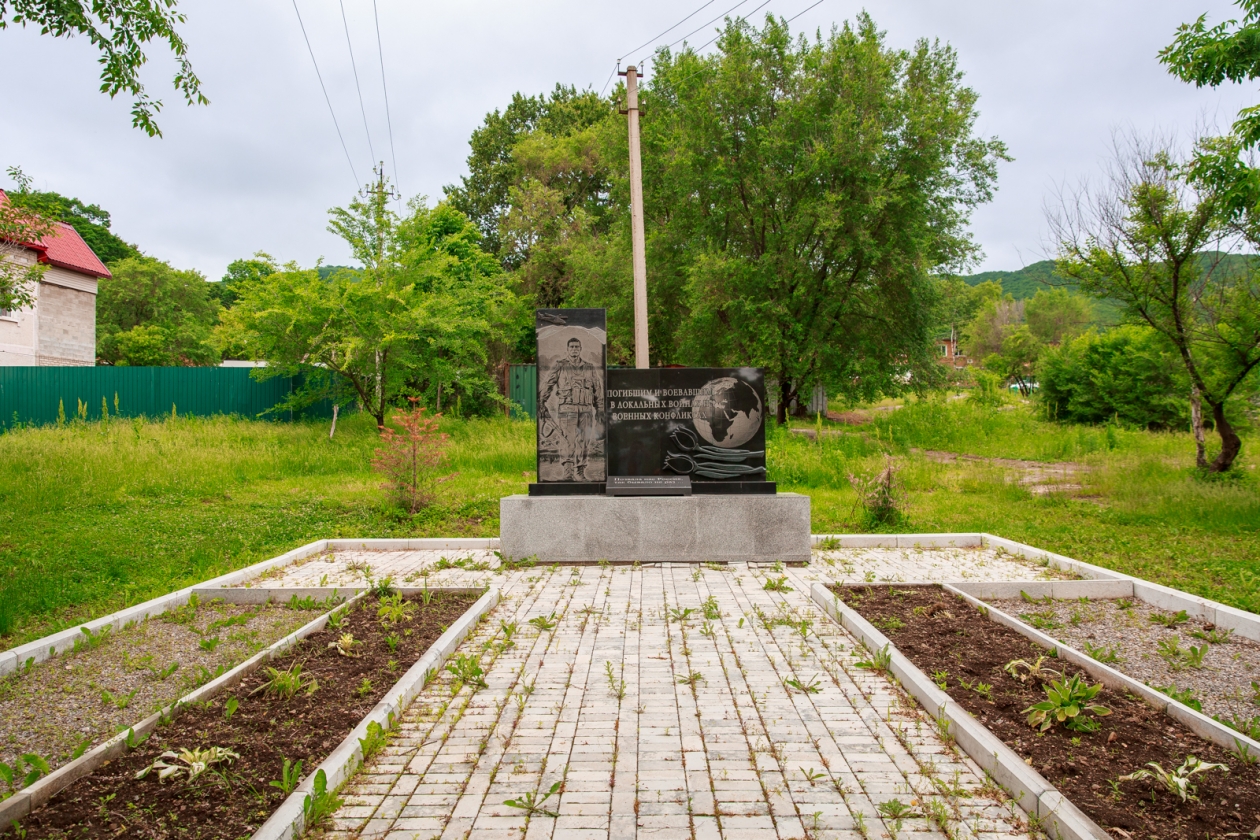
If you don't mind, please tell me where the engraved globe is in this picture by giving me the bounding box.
[691,377,763,448]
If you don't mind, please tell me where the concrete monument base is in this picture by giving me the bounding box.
[499,493,811,563]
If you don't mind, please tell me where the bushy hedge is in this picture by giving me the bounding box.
[1038,326,1189,430]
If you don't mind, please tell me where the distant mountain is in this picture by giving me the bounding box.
[962,252,1257,301]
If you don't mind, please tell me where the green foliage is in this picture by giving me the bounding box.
[135,746,239,784]
[1025,288,1097,345]
[0,753,50,795]
[445,654,487,689]
[96,257,220,366]
[1119,756,1228,803]
[762,576,791,593]
[254,663,317,699]
[1082,641,1123,664]
[528,613,558,632]
[208,252,277,309]
[269,758,303,796]
[854,644,892,673]
[217,179,513,424]
[1038,326,1191,430]
[2,179,139,264]
[1023,674,1111,733]
[358,720,388,760]
[0,1,204,136]
[1153,684,1203,712]
[1149,609,1190,628]
[503,780,561,818]
[1161,2,1260,148]
[302,768,342,828]
[377,592,417,625]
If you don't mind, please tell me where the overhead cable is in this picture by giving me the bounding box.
[667,0,753,49]
[338,0,377,167]
[372,0,401,202]
[618,0,717,61]
[690,0,773,52]
[290,0,360,190]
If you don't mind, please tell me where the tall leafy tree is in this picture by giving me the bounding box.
[1051,135,1260,472]
[97,256,219,365]
[5,167,140,264]
[207,252,277,308]
[1,0,205,136]
[218,176,513,427]
[635,15,1008,420]
[1024,288,1095,345]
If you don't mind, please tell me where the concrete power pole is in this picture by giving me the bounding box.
[622,65,650,369]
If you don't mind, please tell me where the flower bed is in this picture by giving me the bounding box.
[0,597,314,777]
[988,593,1260,735]
[831,584,1260,840]
[10,590,480,840]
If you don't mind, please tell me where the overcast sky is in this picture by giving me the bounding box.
[1,0,1254,280]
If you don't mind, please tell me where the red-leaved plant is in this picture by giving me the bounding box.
[372,399,449,513]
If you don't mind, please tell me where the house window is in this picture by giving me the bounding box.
[938,343,949,357]
[0,308,12,320]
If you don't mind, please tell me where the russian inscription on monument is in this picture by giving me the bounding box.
[535,308,607,483]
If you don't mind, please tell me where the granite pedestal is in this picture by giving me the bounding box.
[499,492,811,563]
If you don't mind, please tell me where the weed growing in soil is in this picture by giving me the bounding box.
[384,634,399,652]
[135,747,239,784]
[1154,684,1203,712]
[326,609,346,630]
[604,661,626,700]
[1189,627,1233,644]
[377,593,416,626]
[100,687,139,710]
[303,769,342,829]
[702,596,721,620]
[677,672,705,688]
[1118,756,1228,803]
[1083,641,1123,663]
[933,670,948,689]
[1024,674,1111,733]
[800,767,825,784]
[254,663,318,699]
[873,616,904,633]
[358,719,389,761]
[354,678,374,697]
[528,613,557,632]
[445,654,487,689]
[785,676,823,694]
[668,607,694,622]
[269,758,303,796]
[0,754,50,797]
[1149,609,1190,628]
[1003,656,1062,684]
[876,798,920,830]
[499,620,518,647]
[763,576,792,592]
[855,644,892,673]
[329,633,361,657]
[504,780,561,818]
[223,696,238,720]
[1018,610,1062,631]
[197,636,221,652]
[1157,637,1207,669]
[122,727,150,750]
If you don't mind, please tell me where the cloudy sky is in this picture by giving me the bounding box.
[1,0,1254,280]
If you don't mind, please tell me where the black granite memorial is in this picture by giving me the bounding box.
[528,309,775,496]
[533,308,607,493]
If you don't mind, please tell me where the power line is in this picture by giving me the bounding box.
[691,0,772,52]
[785,0,825,24]
[599,64,619,97]
[371,0,401,202]
[290,0,359,190]
[338,0,377,168]
[667,0,753,49]
[618,0,716,61]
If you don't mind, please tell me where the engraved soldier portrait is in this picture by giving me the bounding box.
[535,309,607,482]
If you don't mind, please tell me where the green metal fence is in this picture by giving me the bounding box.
[0,367,335,429]
[507,364,537,420]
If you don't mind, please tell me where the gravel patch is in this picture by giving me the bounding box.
[991,595,1260,727]
[0,596,314,774]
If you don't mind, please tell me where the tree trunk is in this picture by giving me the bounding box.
[1208,400,1242,473]
[328,404,340,439]
[776,377,793,425]
[1190,385,1207,469]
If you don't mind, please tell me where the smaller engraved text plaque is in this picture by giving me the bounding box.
[606,475,692,496]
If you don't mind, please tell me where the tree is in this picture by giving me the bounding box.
[964,295,1025,359]
[5,166,140,264]
[207,252,277,308]
[218,175,513,427]
[444,85,612,264]
[1051,134,1260,472]
[1,0,205,136]
[0,190,53,312]
[982,325,1041,396]
[1038,326,1191,429]
[97,256,220,365]
[1025,288,1095,345]
[638,15,1008,421]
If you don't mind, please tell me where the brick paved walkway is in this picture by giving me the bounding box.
[309,561,1038,840]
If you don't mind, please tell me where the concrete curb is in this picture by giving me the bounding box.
[0,540,331,677]
[942,584,1260,757]
[809,582,1110,840]
[251,586,502,840]
[194,586,487,606]
[0,592,363,827]
[323,538,500,551]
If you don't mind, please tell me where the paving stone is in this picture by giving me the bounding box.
[298,560,1038,840]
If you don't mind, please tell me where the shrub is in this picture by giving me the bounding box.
[848,456,907,528]
[372,399,450,513]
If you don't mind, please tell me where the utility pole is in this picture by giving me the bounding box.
[621,65,650,369]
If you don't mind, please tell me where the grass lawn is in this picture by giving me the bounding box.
[2,398,1257,646]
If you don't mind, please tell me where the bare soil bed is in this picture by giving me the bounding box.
[990,594,1260,734]
[10,590,479,840]
[832,584,1260,840]
[0,598,314,774]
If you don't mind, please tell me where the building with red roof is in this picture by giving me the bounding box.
[1,189,109,366]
